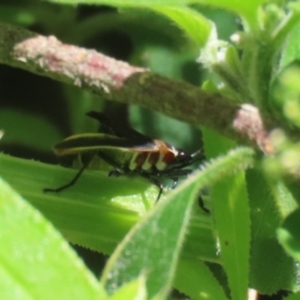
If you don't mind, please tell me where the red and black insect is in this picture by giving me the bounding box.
[45,111,205,202]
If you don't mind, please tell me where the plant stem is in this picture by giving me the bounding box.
[0,22,278,153]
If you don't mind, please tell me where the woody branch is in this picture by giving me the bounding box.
[0,22,275,154]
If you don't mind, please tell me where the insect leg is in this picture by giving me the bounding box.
[108,170,122,177]
[98,150,165,201]
[141,174,164,202]
[96,151,125,175]
[198,196,210,214]
[157,168,210,213]
[171,178,178,189]
[44,154,94,193]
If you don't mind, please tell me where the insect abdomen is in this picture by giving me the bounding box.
[129,148,177,171]
[129,151,158,171]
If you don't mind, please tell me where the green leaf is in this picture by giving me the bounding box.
[46,0,194,6]
[271,61,300,128]
[212,171,250,300]
[278,209,300,263]
[109,276,147,300]
[0,153,217,261]
[201,125,236,160]
[247,169,298,293]
[193,0,263,31]
[174,258,228,300]
[101,169,200,298]
[0,153,147,254]
[44,0,262,31]
[0,177,102,299]
[0,5,36,26]
[283,291,300,300]
[151,6,212,47]
[0,147,255,298]
[101,147,254,297]
[0,109,62,152]
[275,3,300,70]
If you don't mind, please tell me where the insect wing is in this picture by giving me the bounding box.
[53,133,160,171]
[87,111,154,143]
[54,133,134,156]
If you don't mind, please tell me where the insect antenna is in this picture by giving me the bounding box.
[191,148,205,161]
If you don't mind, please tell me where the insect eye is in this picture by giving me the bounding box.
[178,151,187,157]
[174,150,188,163]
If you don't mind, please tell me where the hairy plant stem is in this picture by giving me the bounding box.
[0,22,278,153]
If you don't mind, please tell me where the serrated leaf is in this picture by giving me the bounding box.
[0,153,218,261]
[278,209,300,263]
[151,6,212,47]
[276,3,300,70]
[101,172,200,298]
[0,153,148,254]
[101,147,254,298]
[0,147,255,299]
[0,177,102,300]
[193,0,263,30]
[212,171,250,300]
[278,23,300,70]
[247,170,298,293]
[46,0,194,6]
[44,0,262,31]
[174,258,228,300]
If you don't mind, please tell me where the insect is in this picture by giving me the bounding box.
[44,111,205,202]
